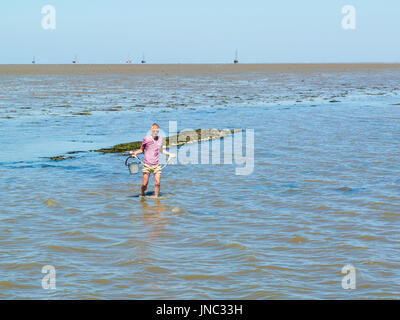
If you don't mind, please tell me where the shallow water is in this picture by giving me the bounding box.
[1,68,400,299]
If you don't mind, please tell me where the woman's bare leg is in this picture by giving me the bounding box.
[154,173,161,197]
[141,173,150,196]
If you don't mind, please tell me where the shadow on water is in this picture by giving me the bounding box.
[130,191,173,199]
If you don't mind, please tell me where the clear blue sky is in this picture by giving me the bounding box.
[1,0,399,63]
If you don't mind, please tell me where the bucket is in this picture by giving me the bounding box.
[125,154,174,175]
[125,156,141,174]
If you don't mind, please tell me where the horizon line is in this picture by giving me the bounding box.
[1,62,400,65]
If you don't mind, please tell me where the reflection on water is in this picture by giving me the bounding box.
[0,69,400,299]
[141,197,175,242]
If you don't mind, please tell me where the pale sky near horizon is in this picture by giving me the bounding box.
[0,0,399,64]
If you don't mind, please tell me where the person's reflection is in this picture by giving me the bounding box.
[141,197,170,241]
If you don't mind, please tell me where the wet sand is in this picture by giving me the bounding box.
[1,63,400,75]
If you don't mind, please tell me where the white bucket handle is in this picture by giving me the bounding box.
[125,155,173,170]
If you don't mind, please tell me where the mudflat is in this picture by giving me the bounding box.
[1,63,400,75]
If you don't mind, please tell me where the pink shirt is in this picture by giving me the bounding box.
[142,135,163,166]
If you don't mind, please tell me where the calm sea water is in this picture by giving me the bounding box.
[0,69,399,299]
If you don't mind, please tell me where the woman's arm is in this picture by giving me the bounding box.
[162,146,176,158]
[130,144,144,157]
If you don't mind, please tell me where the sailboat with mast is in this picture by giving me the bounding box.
[234,49,239,64]
[126,53,132,64]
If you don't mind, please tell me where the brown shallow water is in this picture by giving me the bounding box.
[0,65,399,299]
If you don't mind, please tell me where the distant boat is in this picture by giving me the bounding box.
[126,53,132,64]
[32,56,36,64]
[141,53,146,64]
[234,50,239,64]
[72,55,78,64]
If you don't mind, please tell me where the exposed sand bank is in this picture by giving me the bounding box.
[1,63,399,75]
[49,129,241,160]
[95,128,241,154]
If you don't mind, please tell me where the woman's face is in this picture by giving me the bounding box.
[151,127,159,138]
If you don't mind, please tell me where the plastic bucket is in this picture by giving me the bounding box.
[128,163,139,174]
[125,156,141,175]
